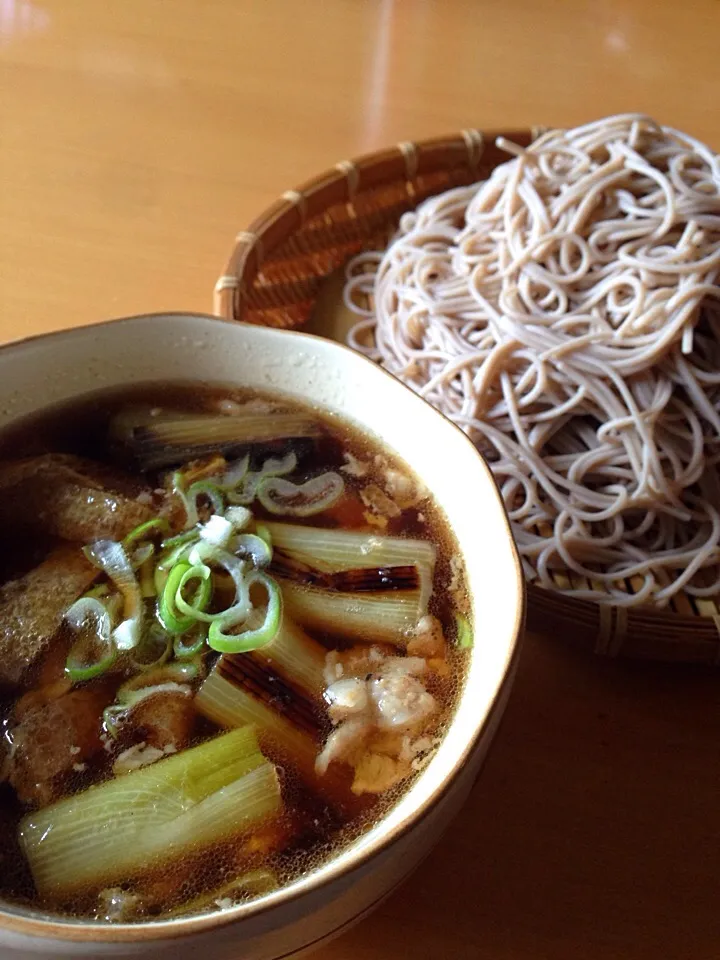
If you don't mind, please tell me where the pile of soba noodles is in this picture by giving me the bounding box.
[344,115,720,607]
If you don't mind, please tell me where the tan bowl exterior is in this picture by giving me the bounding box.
[0,313,524,959]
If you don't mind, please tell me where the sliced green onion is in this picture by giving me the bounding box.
[231,533,272,568]
[199,514,234,549]
[158,562,193,634]
[69,652,115,686]
[122,517,169,550]
[158,562,211,634]
[256,472,344,517]
[187,543,252,626]
[154,566,167,599]
[84,584,110,600]
[139,555,157,599]
[164,867,279,917]
[104,592,123,624]
[154,541,194,597]
[83,540,142,651]
[113,618,143,653]
[102,705,127,739]
[227,452,298,505]
[174,475,227,531]
[64,597,117,683]
[188,481,225,517]
[259,452,298,477]
[131,622,172,671]
[128,542,155,571]
[208,573,282,654]
[225,505,252,530]
[456,614,473,649]
[104,674,197,740]
[174,563,215,623]
[119,681,192,708]
[189,542,248,585]
[215,454,250,491]
[161,529,200,551]
[174,624,208,660]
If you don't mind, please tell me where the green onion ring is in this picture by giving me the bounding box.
[208,572,282,654]
[158,562,213,634]
[174,625,208,660]
[187,481,226,518]
[158,563,194,634]
[130,622,172,671]
[64,597,117,683]
[174,563,217,623]
[122,517,169,550]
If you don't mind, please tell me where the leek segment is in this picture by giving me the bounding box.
[19,728,280,898]
[111,408,322,471]
[279,579,424,645]
[196,670,319,780]
[267,522,436,614]
[195,667,350,807]
[265,522,437,572]
[249,616,326,701]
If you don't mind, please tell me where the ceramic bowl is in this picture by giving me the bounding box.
[0,313,524,960]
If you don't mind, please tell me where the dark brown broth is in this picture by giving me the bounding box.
[0,381,468,921]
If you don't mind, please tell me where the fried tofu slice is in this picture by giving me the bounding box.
[0,453,155,542]
[0,545,97,690]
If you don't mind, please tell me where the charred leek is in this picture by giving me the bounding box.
[279,579,425,645]
[266,522,436,611]
[249,616,326,701]
[195,666,348,805]
[112,407,322,471]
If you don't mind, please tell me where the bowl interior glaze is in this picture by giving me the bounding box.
[0,313,524,942]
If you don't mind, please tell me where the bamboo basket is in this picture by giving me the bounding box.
[214,129,720,666]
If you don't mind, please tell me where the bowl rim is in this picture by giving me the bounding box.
[0,311,525,944]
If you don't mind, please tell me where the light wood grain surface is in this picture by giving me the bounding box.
[1,1,719,957]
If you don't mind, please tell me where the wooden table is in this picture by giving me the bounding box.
[2,1,719,957]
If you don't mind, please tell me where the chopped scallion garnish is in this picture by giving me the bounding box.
[456,614,473,649]
[122,517,169,550]
[208,572,282,654]
[158,562,211,635]
[64,597,117,683]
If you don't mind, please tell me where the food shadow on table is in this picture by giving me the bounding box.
[320,630,720,960]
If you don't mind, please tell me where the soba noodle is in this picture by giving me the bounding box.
[345,115,720,606]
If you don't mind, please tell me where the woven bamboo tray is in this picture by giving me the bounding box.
[214,128,720,666]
